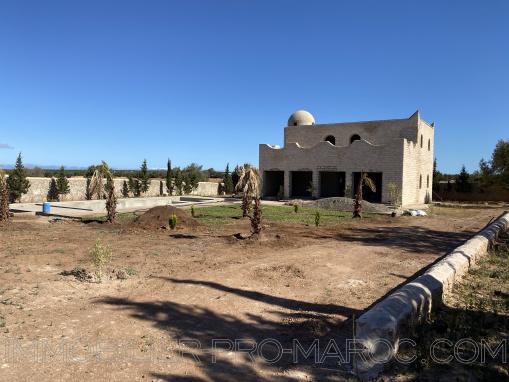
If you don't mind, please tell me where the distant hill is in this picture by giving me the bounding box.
[0,164,87,170]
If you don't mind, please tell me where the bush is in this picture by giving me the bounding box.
[190,205,195,217]
[169,213,177,230]
[314,211,321,227]
[294,204,299,213]
[90,240,112,282]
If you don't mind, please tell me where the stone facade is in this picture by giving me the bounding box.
[10,177,219,203]
[259,110,434,206]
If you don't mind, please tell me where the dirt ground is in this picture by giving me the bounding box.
[0,206,505,382]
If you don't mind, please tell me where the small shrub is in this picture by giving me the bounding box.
[191,205,195,217]
[125,266,137,276]
[90,240,112,282]
[314,211,321,227]
[293,204,299,213]
[169,213,177,230]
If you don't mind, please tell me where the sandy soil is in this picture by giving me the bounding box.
[0,206,504,381]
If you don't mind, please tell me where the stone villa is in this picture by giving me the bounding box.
[259,110,434,207]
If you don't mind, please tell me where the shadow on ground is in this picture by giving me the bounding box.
[330,225,473,254]
[99,278,359,381]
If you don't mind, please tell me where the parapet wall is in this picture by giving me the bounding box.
[10,177,219,203]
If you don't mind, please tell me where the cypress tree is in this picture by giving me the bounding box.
[139,159,151,194]
[232,165,240,191]
[7,153,30,202]
[174,168,183,195]
[56,166,70,198]
[47,178,59,202]
[223,163,234,194]
[128,176,141,197]
[122,180,129,198]
[456,165,472,193]
[166,159,173,195]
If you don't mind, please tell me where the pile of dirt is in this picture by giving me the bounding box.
[133,205,200,229]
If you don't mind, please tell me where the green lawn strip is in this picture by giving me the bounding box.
[82,212,137,223]
[193,204,359,225]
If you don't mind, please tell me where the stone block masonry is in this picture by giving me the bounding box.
[259,110,434,207]
[354,212,509,380]
[9,177,219,203]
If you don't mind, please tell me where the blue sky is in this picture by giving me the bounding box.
[0,1,508,173]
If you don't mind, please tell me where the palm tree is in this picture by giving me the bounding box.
[235,164,260,217]
[235,165,262,236]
[89,161,117,222]
[353,171,376,218]
[0,170,10,222]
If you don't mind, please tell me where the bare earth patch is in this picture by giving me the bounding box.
[0,206,504,381]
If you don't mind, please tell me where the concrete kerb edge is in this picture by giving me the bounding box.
[353,211,509,380]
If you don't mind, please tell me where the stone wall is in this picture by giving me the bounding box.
[12,177,219,203]
[354,212,509,379]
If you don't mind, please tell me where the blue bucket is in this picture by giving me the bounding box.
[42,202,51,214]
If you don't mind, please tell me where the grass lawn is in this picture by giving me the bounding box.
[194,203,358,225]
[82,212,137,223]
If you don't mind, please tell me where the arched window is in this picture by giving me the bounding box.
[324,135,335,145]
[428,139,431,151]
[419,174,422,189]
[350,134,361,144]
[420,134,423,148]
[427,175,429,188]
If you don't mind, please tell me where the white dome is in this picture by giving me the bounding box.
[288,110,315,126]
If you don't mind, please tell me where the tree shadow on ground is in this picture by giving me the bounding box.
[98,279,359,381]
[329,226,474,254]
[164,278,360,317]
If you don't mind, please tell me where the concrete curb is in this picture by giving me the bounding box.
[354,212,509,380]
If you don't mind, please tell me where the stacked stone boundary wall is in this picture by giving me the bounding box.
[7,177,219,203]
[354,211,509,380]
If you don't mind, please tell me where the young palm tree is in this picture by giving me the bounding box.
[353,172,376,218]
[251,197,262,236]
[105,177,117,223]
[0,170,10,222]
[89,161,117,222]
[235,165,263,235]
[235,164,260,217]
